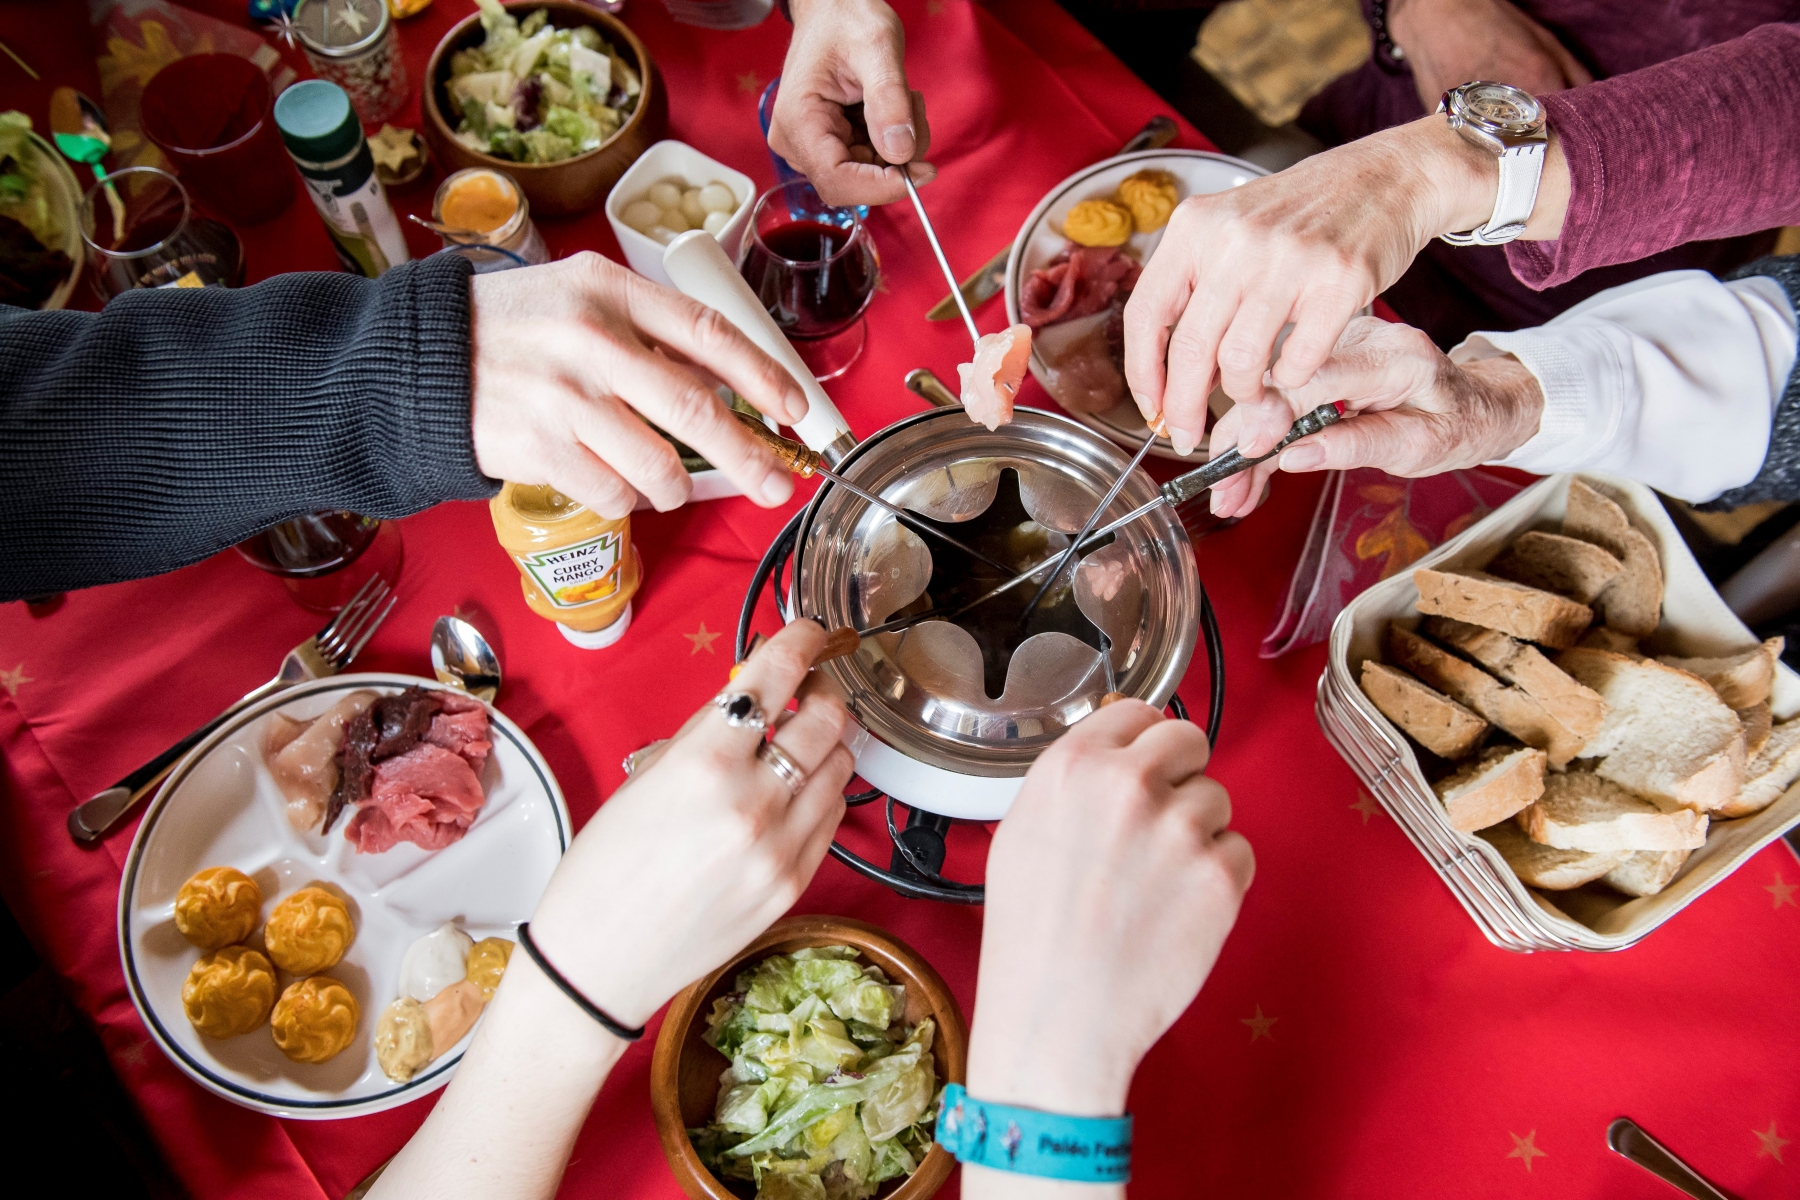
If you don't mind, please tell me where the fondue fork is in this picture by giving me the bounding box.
[902,171,982,348]
[734,413,1022,577]
[860,404,1344,638]
[1017,423,1163,624]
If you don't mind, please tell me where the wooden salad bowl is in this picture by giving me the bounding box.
[650,916,968,1200]
[420,0,667,216]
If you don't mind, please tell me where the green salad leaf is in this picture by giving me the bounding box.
[0,111,58,248]
[448,1,640,164]
[692,946,940,1200]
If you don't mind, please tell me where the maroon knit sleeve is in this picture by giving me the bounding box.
[1506,22,1800,291]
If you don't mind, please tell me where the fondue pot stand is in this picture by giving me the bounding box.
[736,407,1225,904]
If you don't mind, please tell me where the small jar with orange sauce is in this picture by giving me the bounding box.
[432,168,548,272]
[490,484,641,649]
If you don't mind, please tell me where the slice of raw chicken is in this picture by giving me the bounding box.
[957,323,1034,430]
[263,690,378,833]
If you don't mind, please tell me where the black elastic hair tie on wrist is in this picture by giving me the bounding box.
[515,922,647,1042]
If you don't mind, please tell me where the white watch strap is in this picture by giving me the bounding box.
[1441,140,1546,247]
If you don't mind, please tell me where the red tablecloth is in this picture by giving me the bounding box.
[2,2,1798,1197]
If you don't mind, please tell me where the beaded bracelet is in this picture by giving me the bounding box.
[936,1084,1133,1183]
[515,922,646,1042]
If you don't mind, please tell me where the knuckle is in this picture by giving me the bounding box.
[1165,324,1216,366]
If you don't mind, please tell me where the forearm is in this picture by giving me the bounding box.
[366,955,626,1200]
[0,254,495,599]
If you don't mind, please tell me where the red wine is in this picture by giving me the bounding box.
[739,219,876,338]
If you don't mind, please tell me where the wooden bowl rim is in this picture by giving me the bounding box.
[650,915,966,1200]
[421,0,656,174]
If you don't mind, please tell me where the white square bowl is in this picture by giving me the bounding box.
[605,139,756,288]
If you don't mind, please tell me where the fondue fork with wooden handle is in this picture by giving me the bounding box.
[67,574,397,843]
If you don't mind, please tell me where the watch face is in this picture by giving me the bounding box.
[1460,83,1544,134]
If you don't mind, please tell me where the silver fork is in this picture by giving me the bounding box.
[67,574,398,843]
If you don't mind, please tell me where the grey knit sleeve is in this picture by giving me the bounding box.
[1699,255,1800,511]
[0,252,498,600]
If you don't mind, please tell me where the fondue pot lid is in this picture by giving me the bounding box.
[793,408,1200,778]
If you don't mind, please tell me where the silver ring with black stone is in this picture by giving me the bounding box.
[712,690,769,735]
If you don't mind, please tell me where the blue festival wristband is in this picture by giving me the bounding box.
[935,1084,1132,1183]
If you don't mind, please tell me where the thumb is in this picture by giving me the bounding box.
[849,41,917,164]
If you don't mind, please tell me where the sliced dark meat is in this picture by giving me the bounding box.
[326,710,379,834]
[371,686,445,760]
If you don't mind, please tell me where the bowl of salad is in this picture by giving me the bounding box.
[0,112,83,310]
[421,0,666,216]
[651,916,966,1200]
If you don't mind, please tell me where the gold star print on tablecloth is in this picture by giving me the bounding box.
[1756,1120,1790,1164]
[685,622,722,655]
[0,664,31,697]
[1507,1130,1546,1172]
[1350,790,1380,825]
[1240,1005,1277,1043]
[737,72,761,94]
[1767,872,1798,910]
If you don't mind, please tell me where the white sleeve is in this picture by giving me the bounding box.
[1449,269,1798,504]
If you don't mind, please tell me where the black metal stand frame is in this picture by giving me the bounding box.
[738,509,1225,904]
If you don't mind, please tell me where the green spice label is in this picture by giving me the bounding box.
[517,532,623,609]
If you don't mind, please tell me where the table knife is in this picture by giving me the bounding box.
[926,114,1178,322]
[1606,1118,1730,1199]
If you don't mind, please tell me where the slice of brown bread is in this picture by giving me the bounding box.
[1489,530,1623,603]
[1657,637,1783,709]
[1477,821,1630,890]
[1738,702,1773,757]
[1388,626,1585,767]
[1561,479,1663,637]
[1423,617,1607,745]
[1432,746,1546,832]
[1359,660,1488,759]
[1601,849,1692,897]
[1718,717,1800,818]
[1556,648,1747,812]
[1578,627,1642,656]
[1516,771,1708,852]
[1413,568,1592,649]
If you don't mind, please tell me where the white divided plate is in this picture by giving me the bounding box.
[118,674,570,1119]
[1003,150,1269,462]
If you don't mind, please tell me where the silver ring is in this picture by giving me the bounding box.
[757,741,808,795]
[712,691,768,734]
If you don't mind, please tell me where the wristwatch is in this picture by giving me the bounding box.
[1437,81,1547,247]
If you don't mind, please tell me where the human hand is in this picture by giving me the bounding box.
[523,620,855,1028]
[966,703,1253,1120]
[1204,316,1545,517]
[770,0,934,207]
[468,252,810,518]
[1388,0,1592,111]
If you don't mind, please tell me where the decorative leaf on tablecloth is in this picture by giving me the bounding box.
[98,21,207,94]
[1354,505,1431,580]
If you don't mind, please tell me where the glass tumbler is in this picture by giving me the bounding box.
[291,0,409,125]
[236,512,405,613]
[80,167,245,299]
[141,54,294,225]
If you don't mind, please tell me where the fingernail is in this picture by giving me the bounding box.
[882,123,915,162]
[760,472,794,506]
[1281,444,1324,471]
[1169,424,1199,457]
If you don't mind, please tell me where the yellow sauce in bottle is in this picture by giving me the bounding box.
[440,170,518,235]
[490,484,641,649]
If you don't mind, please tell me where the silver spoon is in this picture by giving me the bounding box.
[431,615,501,702]
[1607,1118,1730,1199]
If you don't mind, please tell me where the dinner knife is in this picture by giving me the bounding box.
[1606,1118,1730,1200]
[926,114,1178,322]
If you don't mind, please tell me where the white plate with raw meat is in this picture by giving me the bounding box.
[1004,149,1269,462]
[118,674,570,1119]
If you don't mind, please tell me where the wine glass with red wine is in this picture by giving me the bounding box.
[738,179,879,381]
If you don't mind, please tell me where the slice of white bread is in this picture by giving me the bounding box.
[1413,568,1592,649]
[1359,660,1488,759]
[1388,626,1586,767]
[1718,718,1800,819]
[1656,637,1783,710]
[1433,746,1546,832]
[1601,849,1692,898]
[1517,771,1708,851]
[1478,821,1630,890]
[1738,702,1773,757]
[1424,617,1607,745]
[1556,648,1747,812]
[1578,627,1642,656]
[1489,530,1623,604]
[1562,479,1663,637]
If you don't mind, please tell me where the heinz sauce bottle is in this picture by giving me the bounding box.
[490,484,641,649]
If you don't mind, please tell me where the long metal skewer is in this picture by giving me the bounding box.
[902,170,981,348]
[860,404,1345,637]
[733,413,1020,577]
[1017,424,1162,623]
